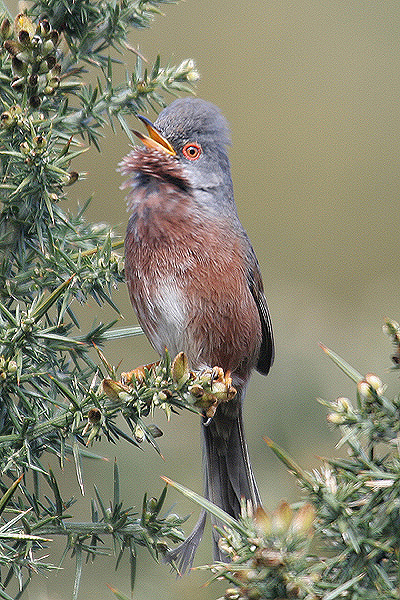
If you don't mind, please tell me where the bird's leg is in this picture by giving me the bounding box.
[202,368,222,426]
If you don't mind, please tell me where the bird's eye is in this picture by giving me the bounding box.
[182,142,202,161]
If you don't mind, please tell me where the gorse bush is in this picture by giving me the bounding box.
[0,1,201,598]
[179,331,400,600]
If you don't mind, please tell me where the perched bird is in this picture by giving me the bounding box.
[120,98,274,572]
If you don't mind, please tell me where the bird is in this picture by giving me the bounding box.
[119,97,274,572]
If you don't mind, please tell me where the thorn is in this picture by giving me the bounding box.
[123,42,148,62]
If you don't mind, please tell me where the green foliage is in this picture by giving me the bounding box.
[175,323,400,599]
[0,1,199,597]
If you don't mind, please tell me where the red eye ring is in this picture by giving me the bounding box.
[182,142,202,161]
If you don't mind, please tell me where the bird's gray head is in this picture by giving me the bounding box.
[154,97,231,150]
[133,98,235,208]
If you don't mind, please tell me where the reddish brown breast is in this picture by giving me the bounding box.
[123,148,262,383]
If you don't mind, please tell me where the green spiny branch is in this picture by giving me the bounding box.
[0,464,186,599]
[0,1,199,597]
[175,322,400,600]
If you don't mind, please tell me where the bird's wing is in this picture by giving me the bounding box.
[246,246,275,376]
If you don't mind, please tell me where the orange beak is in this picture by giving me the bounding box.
[132,114,176,156]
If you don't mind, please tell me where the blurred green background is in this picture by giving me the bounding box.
[13,0,400,598]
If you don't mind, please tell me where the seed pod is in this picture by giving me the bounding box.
[11,56,27,76]
[0,18,12,40]
[33,135,46,149]
[87,408,101,423]
[41,39,54,55]
[29,95,41,108]
[0,111,12,127]
[147,424,163,438]
[39,19,50,35]
[65,171,78,186]
[49,30,59,45]
[101,378,126,400]
[11,77,24,90]
[4,40,20,56]
[18,29,30,46]
[28,73,38,87]
[20,141,30,154]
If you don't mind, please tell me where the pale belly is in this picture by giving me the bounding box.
[137,279,188,359]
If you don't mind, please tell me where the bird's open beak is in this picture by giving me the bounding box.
[132,115,176,156]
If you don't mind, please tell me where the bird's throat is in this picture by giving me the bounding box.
[119,147,191,192]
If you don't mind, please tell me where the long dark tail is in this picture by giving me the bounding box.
[165,391,261,572]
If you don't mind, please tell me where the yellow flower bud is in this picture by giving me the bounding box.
[272,500,293,533]
[337,396,351,411]
[290,503,315,535]
[224,588,240,600]
[14,14,35,39]
[7,360,17,374]
[327,412,345,424]
[254,506,272,535]
[171,351,189,385]
[101,378,127,400]
[134,424,145,443]
[365,373,383,396]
